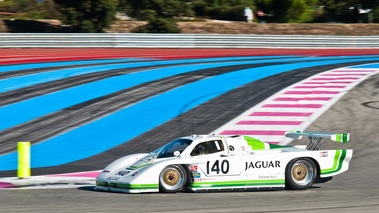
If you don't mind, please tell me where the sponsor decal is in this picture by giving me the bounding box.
[193,178,217,182]
[190,165,198,172]
[320,151,328,157]
[193,178,204,182]
[115,170,130,176]
[259,175,278,179]
[192,172,201,178]
[106,176,120,181]
[245,160,280,170]
[102,170,110,173]
[204,178,217,181]
[241,146,245,151]
[131,172,139,176]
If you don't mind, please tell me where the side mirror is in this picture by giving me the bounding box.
[173,151,180,157]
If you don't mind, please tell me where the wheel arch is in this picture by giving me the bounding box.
[179,164,193,190]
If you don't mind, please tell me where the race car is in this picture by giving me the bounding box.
[95,131,352,193]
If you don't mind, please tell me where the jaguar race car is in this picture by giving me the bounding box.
[95,131,352,193]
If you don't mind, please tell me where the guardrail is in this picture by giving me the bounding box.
[0,33,379,48]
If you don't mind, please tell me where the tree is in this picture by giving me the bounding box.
[255,0,299,22]
[121,0,192,20]
[120,0,193,33]
[192,0,254,21]
[55,0,118,33]
[287,0,308,22]
[0,0,60,19]
[318,0,379,23]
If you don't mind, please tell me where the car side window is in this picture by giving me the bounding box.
[215,140,225,152]
[190,140,225,156]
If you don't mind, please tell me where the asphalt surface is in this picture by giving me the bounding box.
[0,63,378,212]
[0,57,295,156]
[0,60,370,176]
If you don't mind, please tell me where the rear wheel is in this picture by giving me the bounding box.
[159,165,186,193]
[285,158,317,190]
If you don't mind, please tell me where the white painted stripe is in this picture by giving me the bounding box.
[250,108,319,112]
[286,87,347,91]
[269,101,333,105]
[226,125,299,131]
[243,117,307,121]
[301,81,355,85]
[276,94,343,98]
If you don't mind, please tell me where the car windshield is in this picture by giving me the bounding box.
[155,138,193,158]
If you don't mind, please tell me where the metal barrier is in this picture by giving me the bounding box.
[0,33,378,48]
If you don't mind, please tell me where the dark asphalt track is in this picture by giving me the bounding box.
[0,62,289,152]
[0,66,378,213]
[0,59,374,177]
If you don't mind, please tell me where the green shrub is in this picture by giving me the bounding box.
[0,0,60,19]
[192,0,252,21]
[373,7,379,23]
[132,17,181,33]
[202,5,246,21]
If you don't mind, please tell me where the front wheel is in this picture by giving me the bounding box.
[159,165,187,193]
[285,158,317,190]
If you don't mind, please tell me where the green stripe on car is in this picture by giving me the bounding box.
[97,181,159,190]
[127,163,151,170]
[244,136,266,150]
[321,150,347,175]
[192,179,285,188]
[331,133,349,143]
[116,183,159,190]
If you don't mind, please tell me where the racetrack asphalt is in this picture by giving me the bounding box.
[0,49,378,212]
[1,58,377,176]
[0,63,378,213]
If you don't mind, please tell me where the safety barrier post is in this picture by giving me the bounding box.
[17,142,31,178]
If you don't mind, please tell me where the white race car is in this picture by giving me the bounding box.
[95,131,352,193]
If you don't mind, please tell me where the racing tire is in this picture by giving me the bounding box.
[159,165,187,193]
[285,158,317,190]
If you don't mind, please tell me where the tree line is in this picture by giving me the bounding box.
[0,0,378,33]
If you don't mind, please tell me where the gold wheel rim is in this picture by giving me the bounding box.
[292,164,307,181]
[163,169,180,186]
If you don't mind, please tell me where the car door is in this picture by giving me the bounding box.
[191,140,243,177]
[242,152,285,187]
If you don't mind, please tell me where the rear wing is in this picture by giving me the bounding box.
[285,131,350,150]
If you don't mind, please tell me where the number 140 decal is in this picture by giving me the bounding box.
[206,160,229,174]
